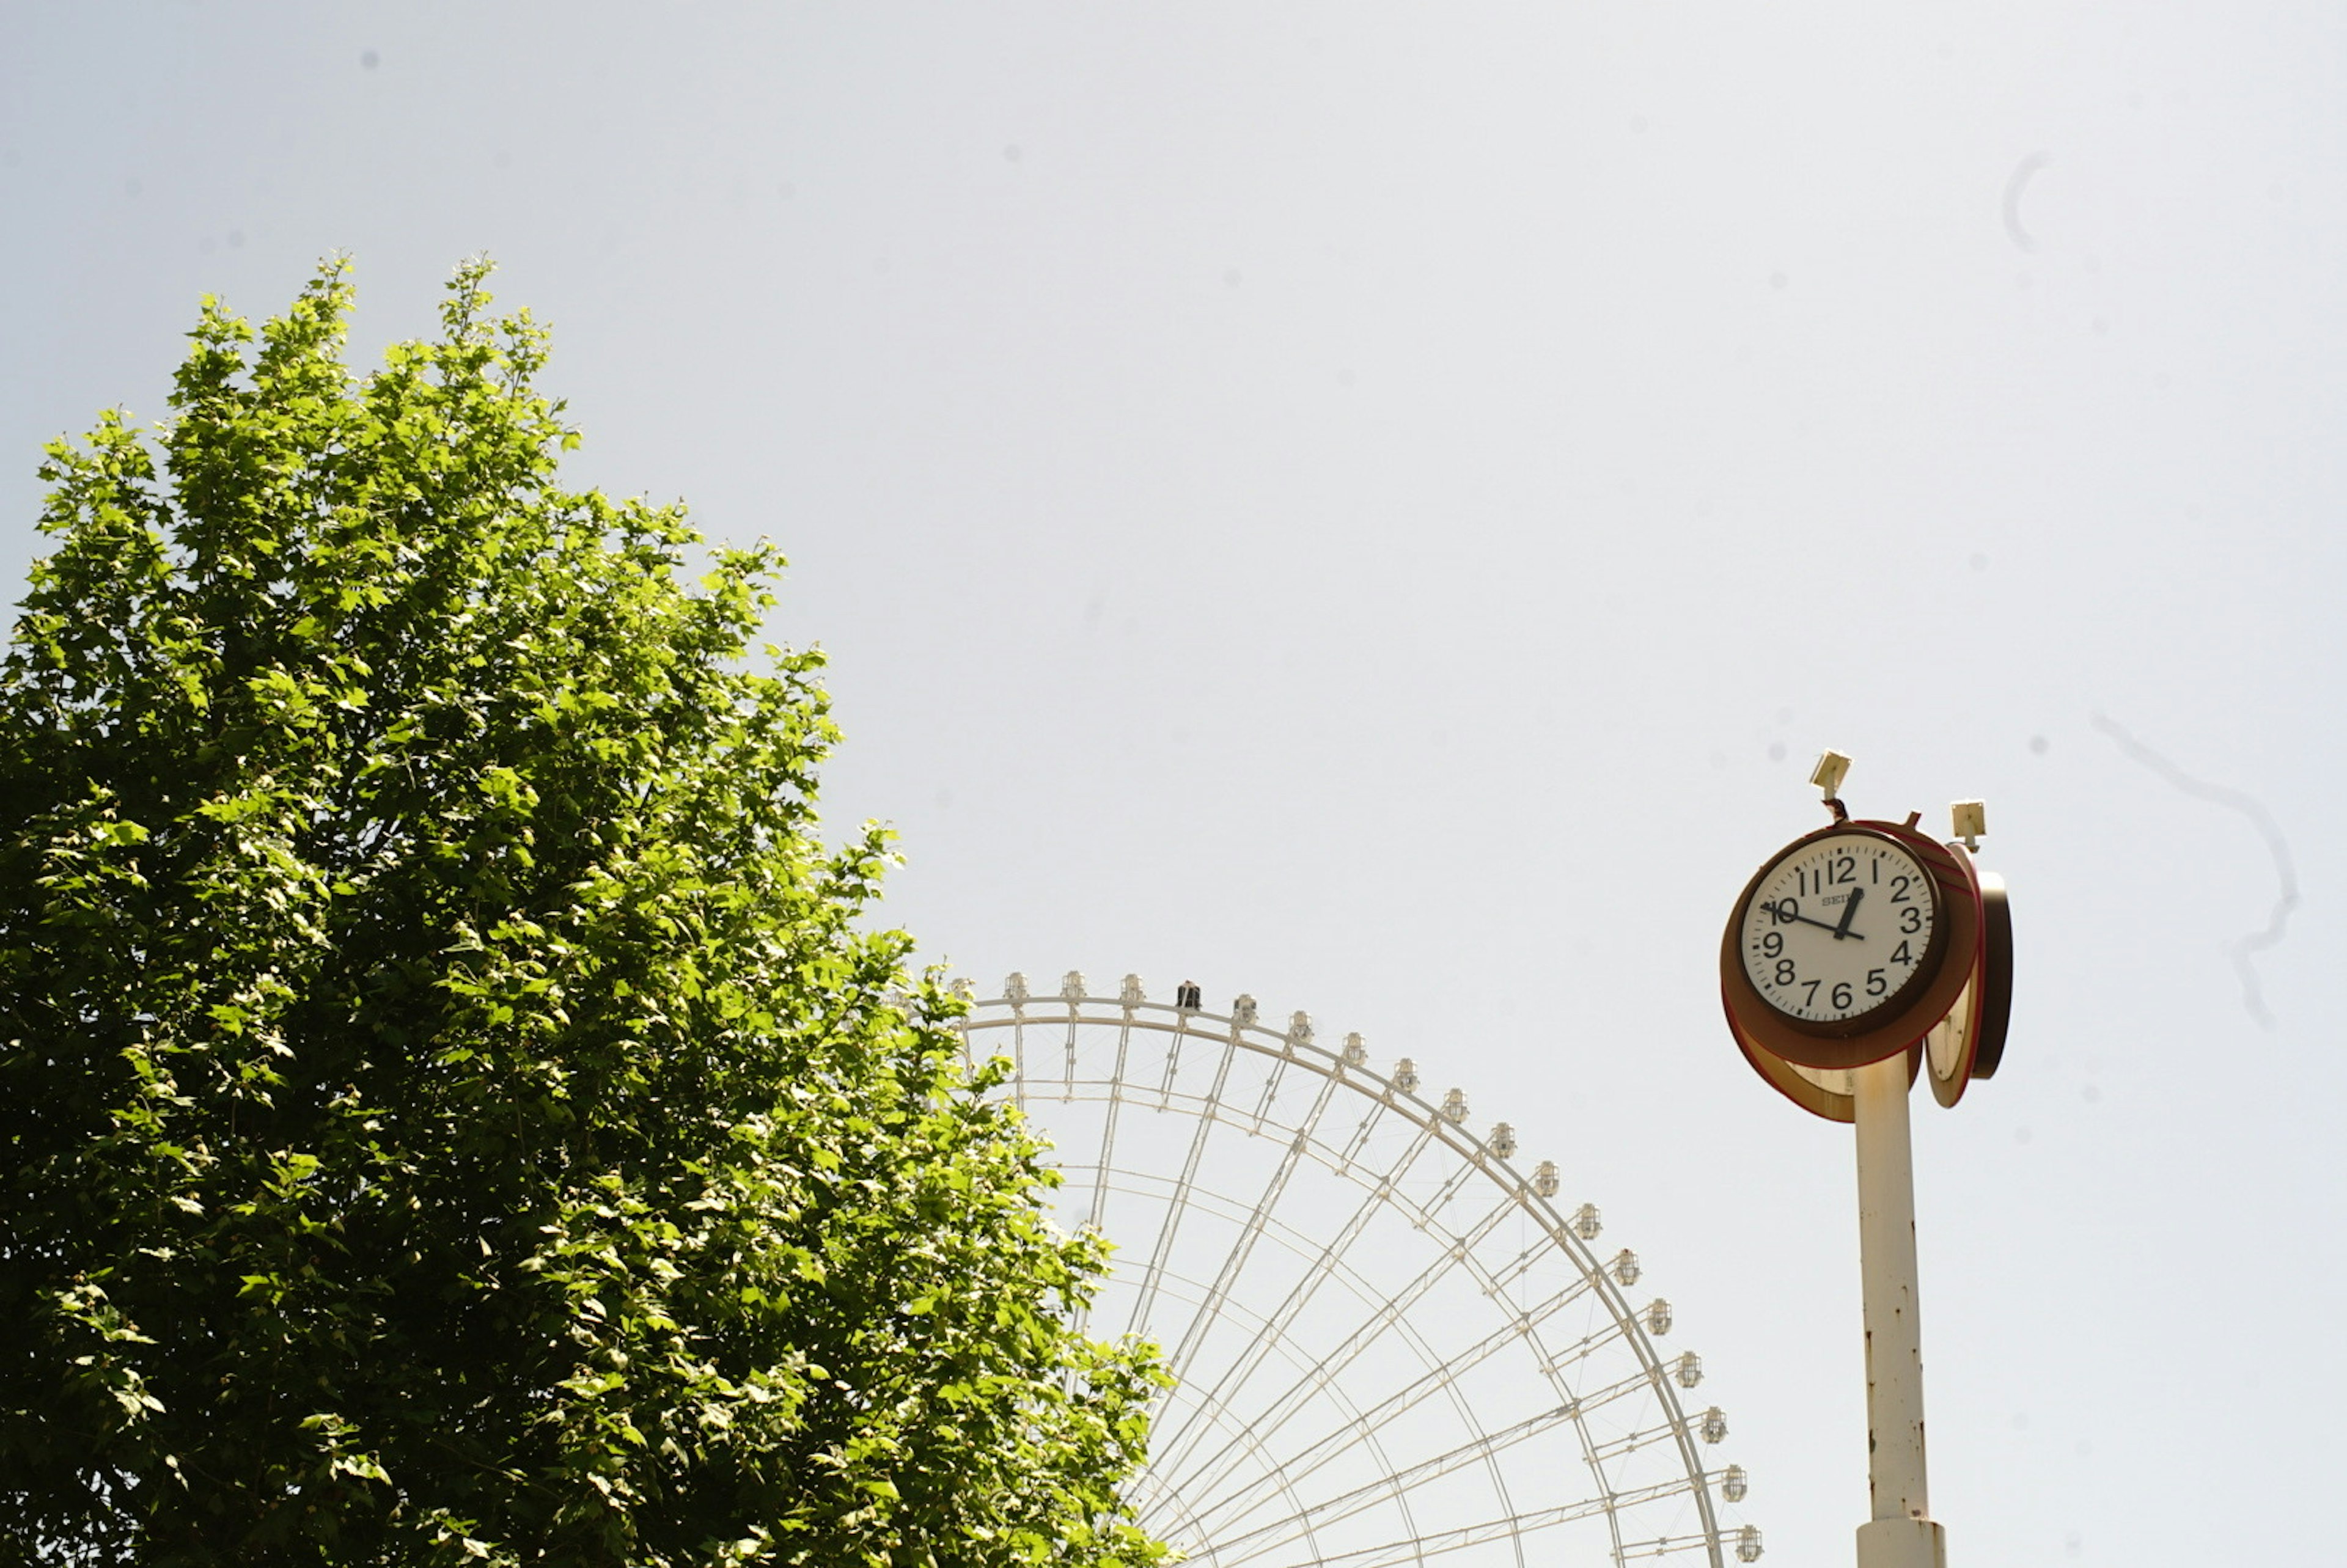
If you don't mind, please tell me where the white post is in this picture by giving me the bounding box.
[1851,1053,1947,1568]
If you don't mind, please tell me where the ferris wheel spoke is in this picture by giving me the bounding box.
[1618,1528,1746,1560]
[1123,1414,1248,1567]
[1590,1409,1705,1464]
[1086,1011,1137,1231]
[1232,1470,1716,1568]
[1415,1146,1489,1229]
[1117,1031,1242,1345]
[1169,1187,1521,1502]
[1136,1487,1218,1563]
[1153,1008,1203,1108]
[1140,1112,1445,1483]
[1142,1119,1445,1487]
[1207,1398,1580,1564]
[1573,1358,1684,1423]
[1183,1314,1530,1558]
[1240,1049,1289,1134]
[1165,1195,1553,1509]
[1119,1267,1417,1562]
[1089,1175,1463,1532]
[1329,1096,1383,1174]
[1139,1398,1351,1568]
[1479,1228,1560,1300]
[1177,1261,1620,1537]
[1061,1018,1140,1350]
[1153,1066,1343,1409]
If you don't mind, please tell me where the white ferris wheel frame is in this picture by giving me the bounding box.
[957,972,1761,1568]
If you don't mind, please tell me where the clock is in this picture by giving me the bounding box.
[1720,820,1983,1073]
[1925,870,2013,1108]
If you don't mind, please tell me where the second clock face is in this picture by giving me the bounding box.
[1739,832,1939,1028]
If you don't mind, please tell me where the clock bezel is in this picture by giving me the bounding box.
[1728,1008,1922,1123]
[1720,820,1982,1071]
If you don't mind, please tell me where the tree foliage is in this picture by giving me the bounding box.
[0,261,1168,1566]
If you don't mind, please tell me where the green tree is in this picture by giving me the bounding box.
[0,261,1168,1566]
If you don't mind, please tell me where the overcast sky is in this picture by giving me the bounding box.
[6,5,2343,1563]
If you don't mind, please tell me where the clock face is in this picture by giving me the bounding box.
[1738,832,1939,1028]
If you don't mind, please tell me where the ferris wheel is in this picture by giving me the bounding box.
[953,972,1762,1568]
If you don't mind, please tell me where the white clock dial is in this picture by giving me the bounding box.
[1740,833,1937,1025]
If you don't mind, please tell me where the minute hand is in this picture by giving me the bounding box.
[1831,886,1865,940]
[1764,901,1864,939]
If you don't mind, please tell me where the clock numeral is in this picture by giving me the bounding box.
[1866,968,1887,997]
[1891,940,1913,965]
[1889,874,1911,903]
[1899,906,1923,935]
[1771,896,1800,925]
[1835,854,1856,885]
[1831,981,1853,1010]
[1801,979,1821,1008]
[1774,958,1796,986]
[1760,931,1783,959]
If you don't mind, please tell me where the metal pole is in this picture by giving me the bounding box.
[1851,1053,1947,1568]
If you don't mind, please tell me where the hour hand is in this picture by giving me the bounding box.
[1832,886,1865,940]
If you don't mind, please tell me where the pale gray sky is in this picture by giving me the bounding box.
[6,5,2343,1562]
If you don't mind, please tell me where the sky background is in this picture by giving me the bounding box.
[6,4,2343,1562]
